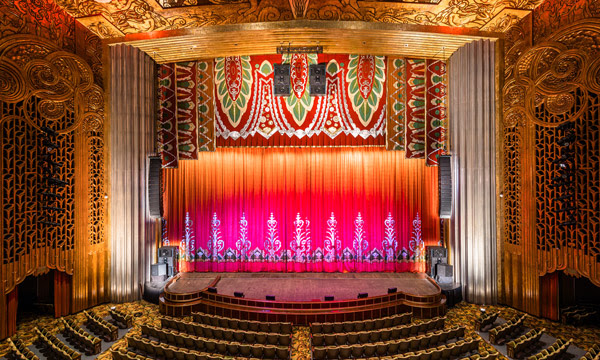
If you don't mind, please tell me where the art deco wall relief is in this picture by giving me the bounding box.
[0,33,107,302]
[501,17,600,314]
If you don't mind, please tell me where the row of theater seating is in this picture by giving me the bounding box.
[461,351,499,360]
[112,347,152,360]
[527,338,572,360]
[474,311,500,331]
[114,346,237,360]
[312,316,446,346]
[84,310,119,342]
[581,344,600,360]
[488,314,526,344]
[310,312,412,334]
[506,328,545,358]
[62,318,102,355]
[313,337,480,360]
[141,324,290,358]
[129,334,289,359]
[110,308,134,329]
[160,316,291,346]
[192,312,292,334]
[312,326,465,358]
[7,338,40,360]
[35,327,81,360]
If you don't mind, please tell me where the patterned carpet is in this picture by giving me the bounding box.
[0,301,598,359]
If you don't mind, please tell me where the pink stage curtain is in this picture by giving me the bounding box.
[163,147,439,272]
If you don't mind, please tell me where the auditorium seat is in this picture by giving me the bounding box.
[310,312,412,335]
[527,338,572,360]
[506,328,545,358]
[161,316,291,346]
[8,337,40,360]
[581,344,600,360]
[311,316,447,346]
[191,312,292,335]
[488,314,527,345]
[109,308,134,329]
[61,318,102,355]
[312,336,480,360]
[140,323,290,359]
[34,327,81,360]
[312,326,465,358]
[83,310,118,342]
[475,311,500,332]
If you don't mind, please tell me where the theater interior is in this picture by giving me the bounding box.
[0,0,599,358]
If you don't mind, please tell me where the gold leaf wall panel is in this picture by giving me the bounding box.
[500,4,600,316]
[0,0,108,333]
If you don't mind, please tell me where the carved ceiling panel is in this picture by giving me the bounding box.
[52,0,541,39]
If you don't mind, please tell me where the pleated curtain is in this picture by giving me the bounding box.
[109,44,157,302]
[448,40,498,304]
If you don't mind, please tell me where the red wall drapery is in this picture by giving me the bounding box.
[163,147,439,272]
[54,271,71,318]
[0,288,17,339]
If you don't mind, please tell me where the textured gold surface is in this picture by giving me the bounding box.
[107,20,499,63]
[501,16,600,316]
[52,0,539,39]
[0,0,109,321]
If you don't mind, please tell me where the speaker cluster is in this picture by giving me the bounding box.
[274,63,327,97]
[39,125,64,227]
[438,155,452,219]
[148,155,163,218]
[552,121,577,227]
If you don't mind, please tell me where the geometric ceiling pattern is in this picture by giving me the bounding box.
[53,0,538,39]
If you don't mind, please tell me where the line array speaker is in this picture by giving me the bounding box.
[274,63,291,96]
[309,63,327,96]
[438,155,452,218]
[148,155,163,218]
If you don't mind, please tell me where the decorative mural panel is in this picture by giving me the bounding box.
[157,54,448,152]
[196,60,215,152]
[405,59,426,159]
[176,62,199,159]
[387,57,406,151]
[214,54,386,147]
[158,63,179,168]
[425,59,447,166]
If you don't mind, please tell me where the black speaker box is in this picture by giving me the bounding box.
[148,156,163,218]
[426,246,448,277]
[274,63,290,96]
[158,246,177,258]
[159,256,175,267]
[151,263,167,276]
[436,263,454,284]
[438,155,452,218]
[309,63,327,96]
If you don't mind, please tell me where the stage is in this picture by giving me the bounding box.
[160,272,446,323]
[167,272,439,301]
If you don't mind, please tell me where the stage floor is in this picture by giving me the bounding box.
[166,272,438,301]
